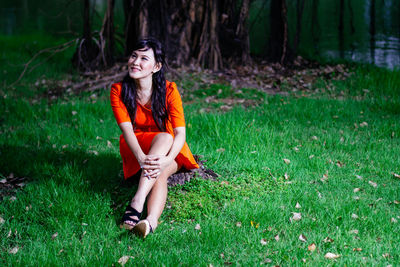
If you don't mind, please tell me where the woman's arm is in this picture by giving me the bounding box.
[119,122,147,169]
[144,127,186,178]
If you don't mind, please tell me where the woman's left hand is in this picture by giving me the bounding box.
[143,155,173,179]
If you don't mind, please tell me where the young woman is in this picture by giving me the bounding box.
[110,38,198,237]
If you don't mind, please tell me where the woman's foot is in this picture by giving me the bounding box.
[132,219,153,238]
[120,204,142,230]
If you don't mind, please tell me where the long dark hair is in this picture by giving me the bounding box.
[121,38,168,131]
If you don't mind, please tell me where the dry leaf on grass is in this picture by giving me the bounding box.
[353,248,362,251]
[323,237,334,243]
[308,243,316,252]
[0,216,5,224]
[51,232,58,240]
[107,140,113,148]
[283,158,291,164]
[392,173,400,179]
[353,188,361,193]
[349,229,359,235]
[369,181,377,188]
[295,202,301,209]
[299,234,307,242]
[274,234,280,242]
[216,148,225,153]
[9,247,19,254]
[0,179,6,184]
[260,238,267,245]
[118,256,134,266]
[355,175,363,180]
[195,224,201,230]
[391,218,397,223]
[351,213,359,219]
[291,212,302,222]
[324,252,340,259]
[235,222,242,227]
[71,111,77,116]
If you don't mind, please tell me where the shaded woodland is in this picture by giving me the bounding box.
[73,0,304,72]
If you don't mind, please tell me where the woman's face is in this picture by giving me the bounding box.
[128,47,161,80]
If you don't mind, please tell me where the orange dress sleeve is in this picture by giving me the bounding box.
[166,81,186,129]
[110,83,131,124]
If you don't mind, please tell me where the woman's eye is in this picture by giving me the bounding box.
[142,57,148,61]
[130,54,137,59]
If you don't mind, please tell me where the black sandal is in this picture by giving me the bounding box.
[120,205,142,230]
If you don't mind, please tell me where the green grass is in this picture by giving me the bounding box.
[1,34,400,265]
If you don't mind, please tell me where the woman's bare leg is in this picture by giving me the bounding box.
[123,133,174,229]
[145,161,178,230]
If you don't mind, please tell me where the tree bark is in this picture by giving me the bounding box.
[293,0,306,55]
[235,0,252,63]
[100,0,115,66]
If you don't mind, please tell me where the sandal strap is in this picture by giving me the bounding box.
[122,205,142,224]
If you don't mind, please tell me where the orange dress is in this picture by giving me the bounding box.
[110,80,199,179]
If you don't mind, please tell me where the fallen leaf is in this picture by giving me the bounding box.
[353,248,362,251]
[0,179,6,184]
[311,136,318,140]
[291,212,302,222]
[382,253,390,258]
[283,158,291,164]
[369,181,377,188]
[353,196,360,200]
[355,175,363,180]
[51,232,58,240]
[96,136,103,140]
[299,234,307,242]
[351,213,359,219]
[10,196,17,202]
[0,217,5,224]
[309,154,315,159]
[323,237,334,243]
[263,258,272,263]
[71,111,78,116]
[274,234,280,242]
[359,122,368,127]
[391,218,397,223]
[317,191,322,198]
[235,222,242,227]
[308,243,316,252]
[195,224,201,230]
[392,173,400,179]
[353,188,361,193]
[349,229,359,235]
[324,252,340,259]
[284,173,289,180]
[295,202,301,209]
[82,223,88,226]
[9,247,19,254]
[293,147,299,151]
[260,238,267,245]
[320,171,329,182]
[118,256,134,265]
[107,140,113,148]
[216,148,225,153]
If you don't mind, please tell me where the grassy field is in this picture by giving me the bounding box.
[1,35,400,266]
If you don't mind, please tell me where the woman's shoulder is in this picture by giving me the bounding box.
[111,82,122,91]
[166,80,179,97]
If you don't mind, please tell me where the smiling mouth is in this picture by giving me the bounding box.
[130,67,141,71]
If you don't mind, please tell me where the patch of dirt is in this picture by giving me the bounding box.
[167,155,218,187]
[0,173,26,200]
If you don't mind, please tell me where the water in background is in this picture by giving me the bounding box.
[1,0,399,69]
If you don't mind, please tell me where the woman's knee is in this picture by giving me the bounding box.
[152,133,173,146]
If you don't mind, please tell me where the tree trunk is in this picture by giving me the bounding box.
[369,0,376,63]
[197,0,223,70]
[268,0,286,63]
[338,0,345,58]
[100,0,115,66]
[235,0,252,63]
[293,0,306,55]
[72,0,101,72]
[311,0,320,56]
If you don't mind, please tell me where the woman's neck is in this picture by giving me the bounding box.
[135,77,153,93]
